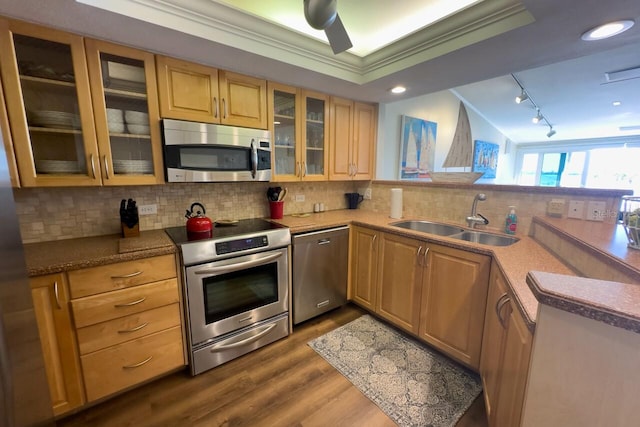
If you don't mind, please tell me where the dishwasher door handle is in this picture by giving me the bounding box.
[317,238,331,245]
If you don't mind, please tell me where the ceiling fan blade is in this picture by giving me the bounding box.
[325,13,352,54]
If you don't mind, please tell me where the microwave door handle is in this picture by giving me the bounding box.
[193,251,283,275]
[250,139,258,179]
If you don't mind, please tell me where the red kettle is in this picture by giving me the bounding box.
[185,202,213,237]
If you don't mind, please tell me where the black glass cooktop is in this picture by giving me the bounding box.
[165,218,288,245]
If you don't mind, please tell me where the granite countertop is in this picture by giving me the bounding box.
[24,229,176,276]
[271,210,575,330]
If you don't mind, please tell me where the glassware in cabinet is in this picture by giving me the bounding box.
[85,39,163,185]
[302,91,329,180]
[0,21,101,186]
[271,87,299,179]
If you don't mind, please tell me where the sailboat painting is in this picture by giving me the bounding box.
[429,101,484,183]
[399,115,437,179]
[472,140,499,179]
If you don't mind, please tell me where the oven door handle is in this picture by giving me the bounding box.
[193,251,283,275]
[209,323,277,352]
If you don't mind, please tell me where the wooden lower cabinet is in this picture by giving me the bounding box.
[480,261,533,427]
[349,227,490,369]
[349,226,379,311]
[419,244,490,370]
[30,273,85,416]
[376,233,424,333]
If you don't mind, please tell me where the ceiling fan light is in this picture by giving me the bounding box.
[581,20,635,41]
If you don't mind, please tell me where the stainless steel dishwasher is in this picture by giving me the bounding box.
[292,226,349,324]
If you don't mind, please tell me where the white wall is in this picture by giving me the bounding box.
[376,89,515,183]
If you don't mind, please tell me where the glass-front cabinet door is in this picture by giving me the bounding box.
[85,39,163,185]
[302,90,329,181]
[269,82,301,182]
[0,19,101,186]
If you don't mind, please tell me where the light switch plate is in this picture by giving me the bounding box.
[586,201,606,221]
[547,199,565,217]
[568,200,584,219]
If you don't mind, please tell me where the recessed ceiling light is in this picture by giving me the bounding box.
[391,86,406,94]
[581,20,635,41]
[613,101,622,106]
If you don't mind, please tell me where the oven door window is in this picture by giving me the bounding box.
[202,262,278,324]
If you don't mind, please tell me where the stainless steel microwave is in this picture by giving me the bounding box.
[162,119,272,182]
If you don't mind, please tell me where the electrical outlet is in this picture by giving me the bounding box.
[294,194,305,202]
[359,187,372,200]
[547,199,565,217]
[139,204,157,215]
[568,200,584,219]
[586,201,606,221]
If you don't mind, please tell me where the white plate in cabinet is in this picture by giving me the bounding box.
[67,254,176,298]
[71,278,179,328]
[81,326,184,402]
[76,303,181,354]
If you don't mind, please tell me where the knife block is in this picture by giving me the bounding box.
[121,222,140,238]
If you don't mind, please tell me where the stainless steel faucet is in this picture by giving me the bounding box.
[466,193,489,228]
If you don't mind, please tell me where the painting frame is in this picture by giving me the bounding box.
[399,115,437,180]
[472,140,499,179]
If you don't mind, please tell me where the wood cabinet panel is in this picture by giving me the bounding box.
[156,55,219,122]
[349,226,379,311]
[219,70,267,128]
[67,254,176,298]
[71,278,179,328]
[30,273,85,416]
[376,232,423,333]
[76,303,181,354]
[419,244,490,370]
[328,96,353,180]
[81,326,184,402]
[0,72,20,187]
[352,102,376,180]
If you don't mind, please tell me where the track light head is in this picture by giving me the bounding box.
[532,110,544,124]
[515,91,529,104]
[547,127,556,138]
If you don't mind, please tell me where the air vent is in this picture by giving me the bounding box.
[605,66,640,83]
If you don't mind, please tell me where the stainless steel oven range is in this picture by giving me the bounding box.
[166,219,291,375]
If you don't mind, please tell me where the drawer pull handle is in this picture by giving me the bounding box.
[111,271,143,279]
[122,355,153,369]
[118,322,148,334]
[114,297,146,308]
[53,281,62,310]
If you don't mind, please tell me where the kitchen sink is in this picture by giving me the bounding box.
[391,220,465,236]
[448,231,519,246]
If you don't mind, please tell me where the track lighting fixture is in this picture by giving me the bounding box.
[532,110,544,124]
[547,126,556,138]
[515,90,528,104]
[511,73,556,139]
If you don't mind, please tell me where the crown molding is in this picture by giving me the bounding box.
[76,0,533,85]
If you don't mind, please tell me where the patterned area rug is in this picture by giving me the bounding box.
[308,315,482,427]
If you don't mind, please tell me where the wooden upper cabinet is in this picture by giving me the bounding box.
[329,97,376,180]
[0,71,20,187]
[85,39,164,185]
[156,56,267,129]
[0,19,101,187]
[30,273,85,416]
[269,82,328,181]
[219,70,267,129]
[156,55,219,123]
[419,244,490,370]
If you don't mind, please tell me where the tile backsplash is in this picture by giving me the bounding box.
[14,181,360,243]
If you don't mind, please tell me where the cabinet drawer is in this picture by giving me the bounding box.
[81,326,184,402]
[71,278,179,328]
[77,303,182,354]
[68,254,176,298]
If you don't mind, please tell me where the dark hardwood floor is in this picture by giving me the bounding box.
[57,304,488,427]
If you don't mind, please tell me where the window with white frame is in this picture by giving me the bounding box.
[515,139,640,195]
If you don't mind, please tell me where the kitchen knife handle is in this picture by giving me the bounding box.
[103,155,110,179]
[89,154,96,179]
[213,97,218,118]
[111,271,143,279]
[114,297,146,308]
[53,281,62,310]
